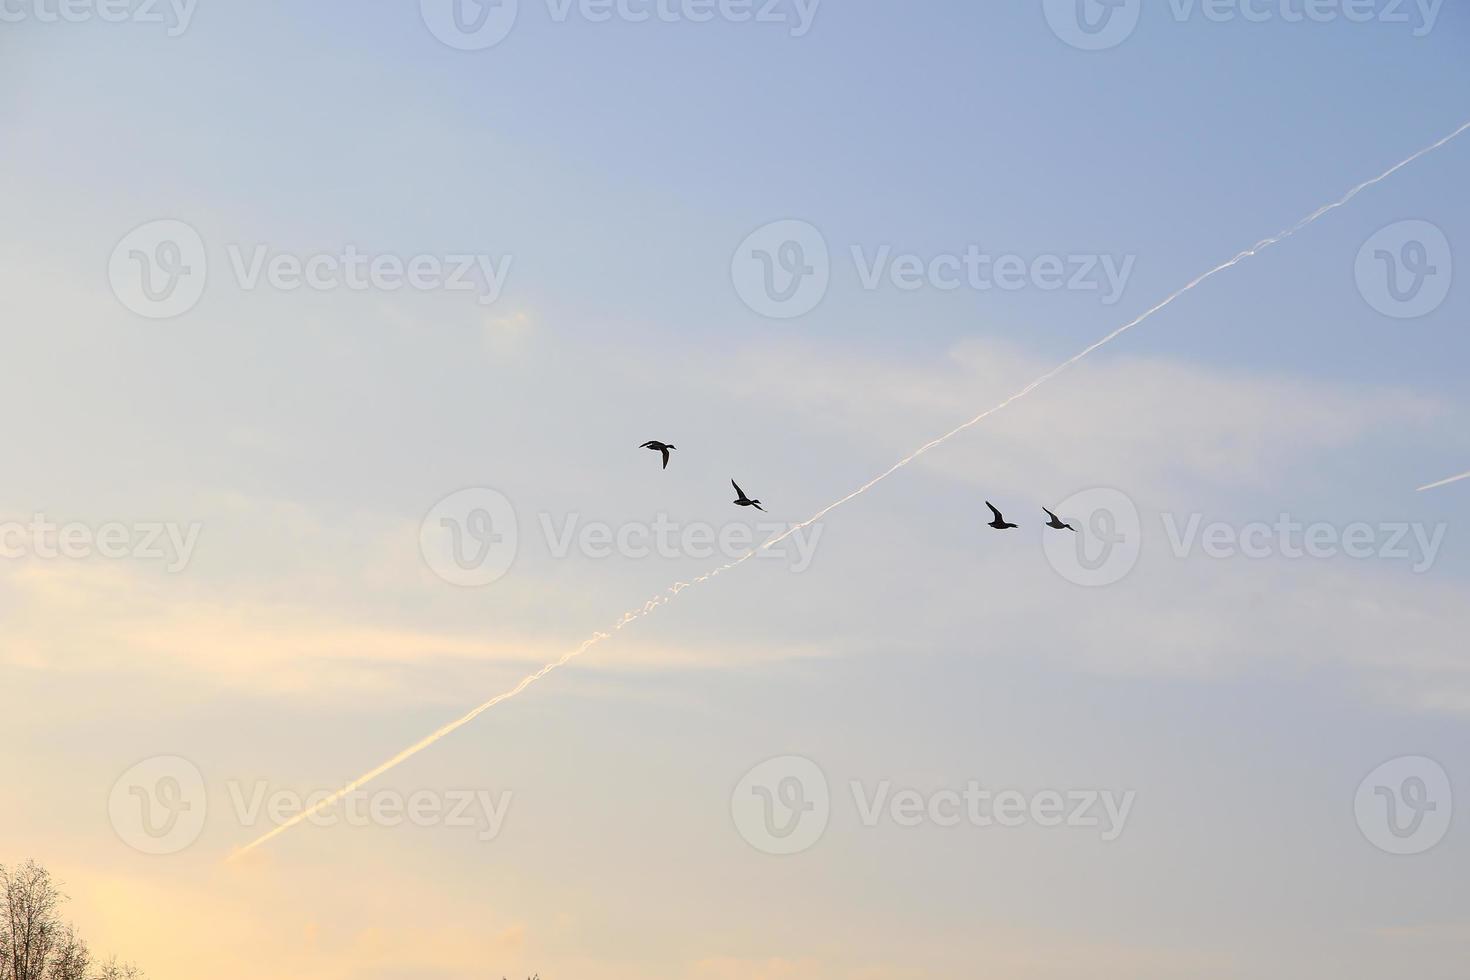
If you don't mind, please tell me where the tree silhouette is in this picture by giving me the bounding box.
[0,862,146,980]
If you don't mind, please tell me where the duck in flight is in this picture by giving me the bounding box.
[986,501,1018,530]
[732,479,765,512]
[1043,507,1077,532]
[640,441,676,470]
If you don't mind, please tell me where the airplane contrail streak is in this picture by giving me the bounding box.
[228,117,1470,861]
[1418,470,1470,492]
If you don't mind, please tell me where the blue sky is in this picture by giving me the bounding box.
[3,3,1469,978]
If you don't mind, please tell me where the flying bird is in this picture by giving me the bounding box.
[225,120,1470,860]
[1043,507,1077,531]
[640,441,676,470]
[732,480,765,512]
[986,501,1018,530]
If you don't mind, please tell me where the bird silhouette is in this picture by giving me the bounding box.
[1043,507,1077,531]
[732,479,765,512]
[986,501,1018,530]
[640,441,676,470]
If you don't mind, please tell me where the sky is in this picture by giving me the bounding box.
[2,2,1469,978]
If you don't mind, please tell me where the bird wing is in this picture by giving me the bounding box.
[660,447,670,469]
[986,501,1002,521]
[1043,507,1058,522]
[732,479,746,500]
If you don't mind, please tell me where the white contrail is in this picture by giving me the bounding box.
[1419,470,1470,492]
[228,117,1470,861]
